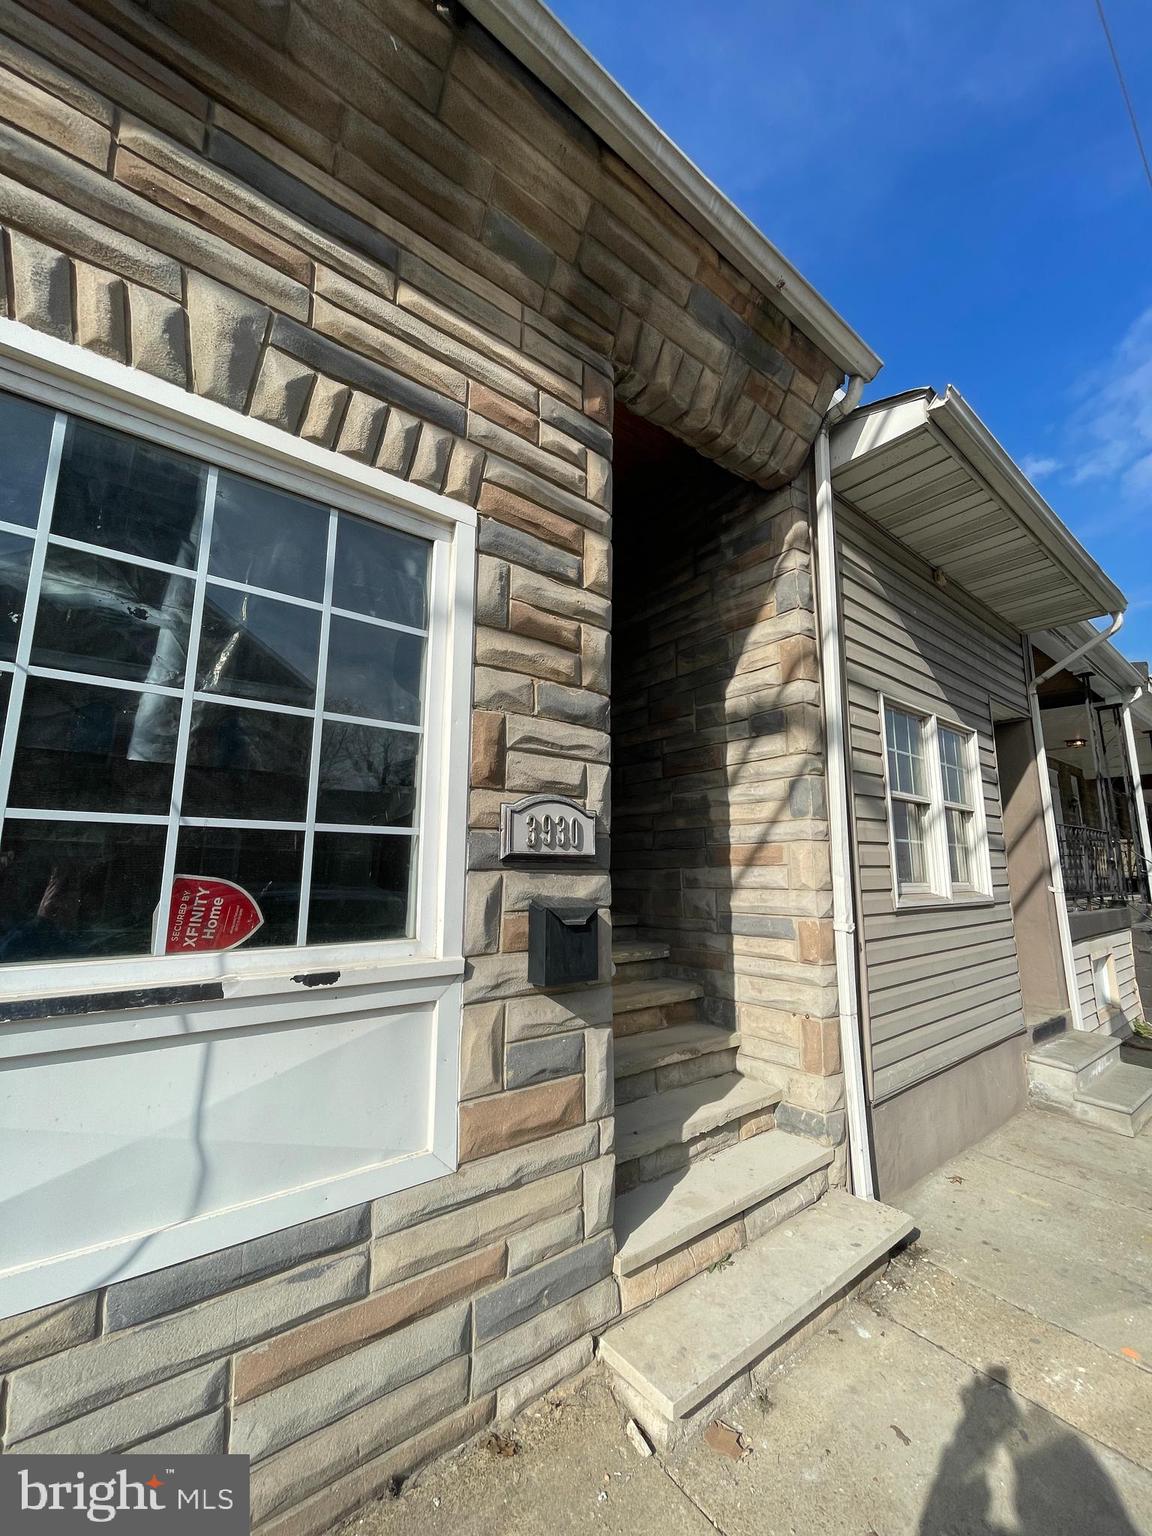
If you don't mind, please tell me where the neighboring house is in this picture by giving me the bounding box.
[1032,623,1152,1029]
[0,0,1146,1525]
[829,389,1152,1192]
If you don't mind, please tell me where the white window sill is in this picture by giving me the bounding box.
[0,954,465,1060]
[892,893,996,913]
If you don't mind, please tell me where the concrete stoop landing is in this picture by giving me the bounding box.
[599,1191,914,1451]
[1028,1030,1152,1137]
[605,926,913,1451]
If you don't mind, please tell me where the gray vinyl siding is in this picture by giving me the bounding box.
[838,498,1029,1103]
[1072,930,1141,1031]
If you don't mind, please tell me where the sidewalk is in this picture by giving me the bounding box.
[340,1109,1152,1536]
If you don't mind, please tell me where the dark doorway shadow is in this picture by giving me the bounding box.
[919,1366,1142,1536]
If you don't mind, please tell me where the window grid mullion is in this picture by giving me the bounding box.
[0,411,68,832]
[152,466,220,957]
[296,509,339,946]
[921,714,952,899]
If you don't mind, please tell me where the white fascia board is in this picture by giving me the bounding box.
[828,389,933,470]
[463,0,882,381]
[927,387,1126,622]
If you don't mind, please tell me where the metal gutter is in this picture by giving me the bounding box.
[928,388,1127,622]
[461,0,883,381]
[813,374,876,1200]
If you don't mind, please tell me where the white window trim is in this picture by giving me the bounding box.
[0,319,476,1319]
[879,693,994,910]
[0,318,476,1006]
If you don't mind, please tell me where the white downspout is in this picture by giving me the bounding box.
[1026,613,1125,1031]
[1121,686,1152,903]
[814,374,875,1200]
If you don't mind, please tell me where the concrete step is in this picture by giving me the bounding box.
[612,940,670,967]
[612,978,702,1038]
[613,1131,833,1277]
[1028,1032,1121,1108]
[600,1190,914,1451]
[1072,1061,1152,1138]
[614,1024,739,1106]
[613,978,702,1014]
[614,1022,738,1080]
[615,1073,780,1168]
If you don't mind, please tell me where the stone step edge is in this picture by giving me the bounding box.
[613,1132,833,1277]
[614,1075,782,1166]
[614,1024,739,1080]
[1074,1062,1152,1114]
[611,979,703,1015]
[598,1192,915,1421]
[1026,1033,1119,1073]
[611,941,672,966]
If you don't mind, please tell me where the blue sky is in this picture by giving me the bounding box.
[549,0,1152,660]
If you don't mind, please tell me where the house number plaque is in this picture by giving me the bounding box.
[500,794,596,860]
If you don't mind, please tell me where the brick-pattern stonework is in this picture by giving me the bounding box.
[0,0,840,487]
[612,476,846,1154]
[0,0,846,1525]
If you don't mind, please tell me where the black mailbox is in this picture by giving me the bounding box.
[527,901,599,987]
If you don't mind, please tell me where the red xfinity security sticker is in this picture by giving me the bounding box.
[165,875,264,953]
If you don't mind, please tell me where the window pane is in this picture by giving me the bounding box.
[172,826,304,949]
[308,831,412,943]
[939,726,971,806]
[10,679,179,813]
[0,819,166,964]
[325,617,424,724]
[0,392,55,529]
[947,808,973,885]
[33,547,194,687]
[885,708,925,797]
[182,701,312,819]
[52,418,205,568]
[0,673,9,734]
[316,722,419,826]
[0,531,33,661]
[197,586,321,708]
[332,515,429,628]
[209,474,328,601]
[892,798,927,886]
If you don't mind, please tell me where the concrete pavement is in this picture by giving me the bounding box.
[340,1108,1152,1535]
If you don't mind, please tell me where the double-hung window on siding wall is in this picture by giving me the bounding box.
[883,701,989,904]
[0,389,439,975]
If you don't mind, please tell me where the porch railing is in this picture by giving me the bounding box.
[1056,822,1141,907]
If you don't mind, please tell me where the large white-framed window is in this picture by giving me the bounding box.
[0,331,475,999]
[881,696,992,907]
[0,320,474,1319]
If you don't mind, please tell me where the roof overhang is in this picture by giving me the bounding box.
[1034,621,1152,724]
[462,0,882,382]
[830,386,1126,632]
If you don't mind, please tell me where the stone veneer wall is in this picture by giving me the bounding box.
[613,471,845,1151]
[0,1,843,1530]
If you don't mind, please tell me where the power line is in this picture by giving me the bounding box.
[1094,0,1152,195]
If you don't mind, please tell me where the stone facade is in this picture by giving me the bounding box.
[0,0,844,1528]
[613,472,845,1151]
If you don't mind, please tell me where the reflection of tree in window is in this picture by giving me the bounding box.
[0,395,436,965]
[318,722,418,826]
